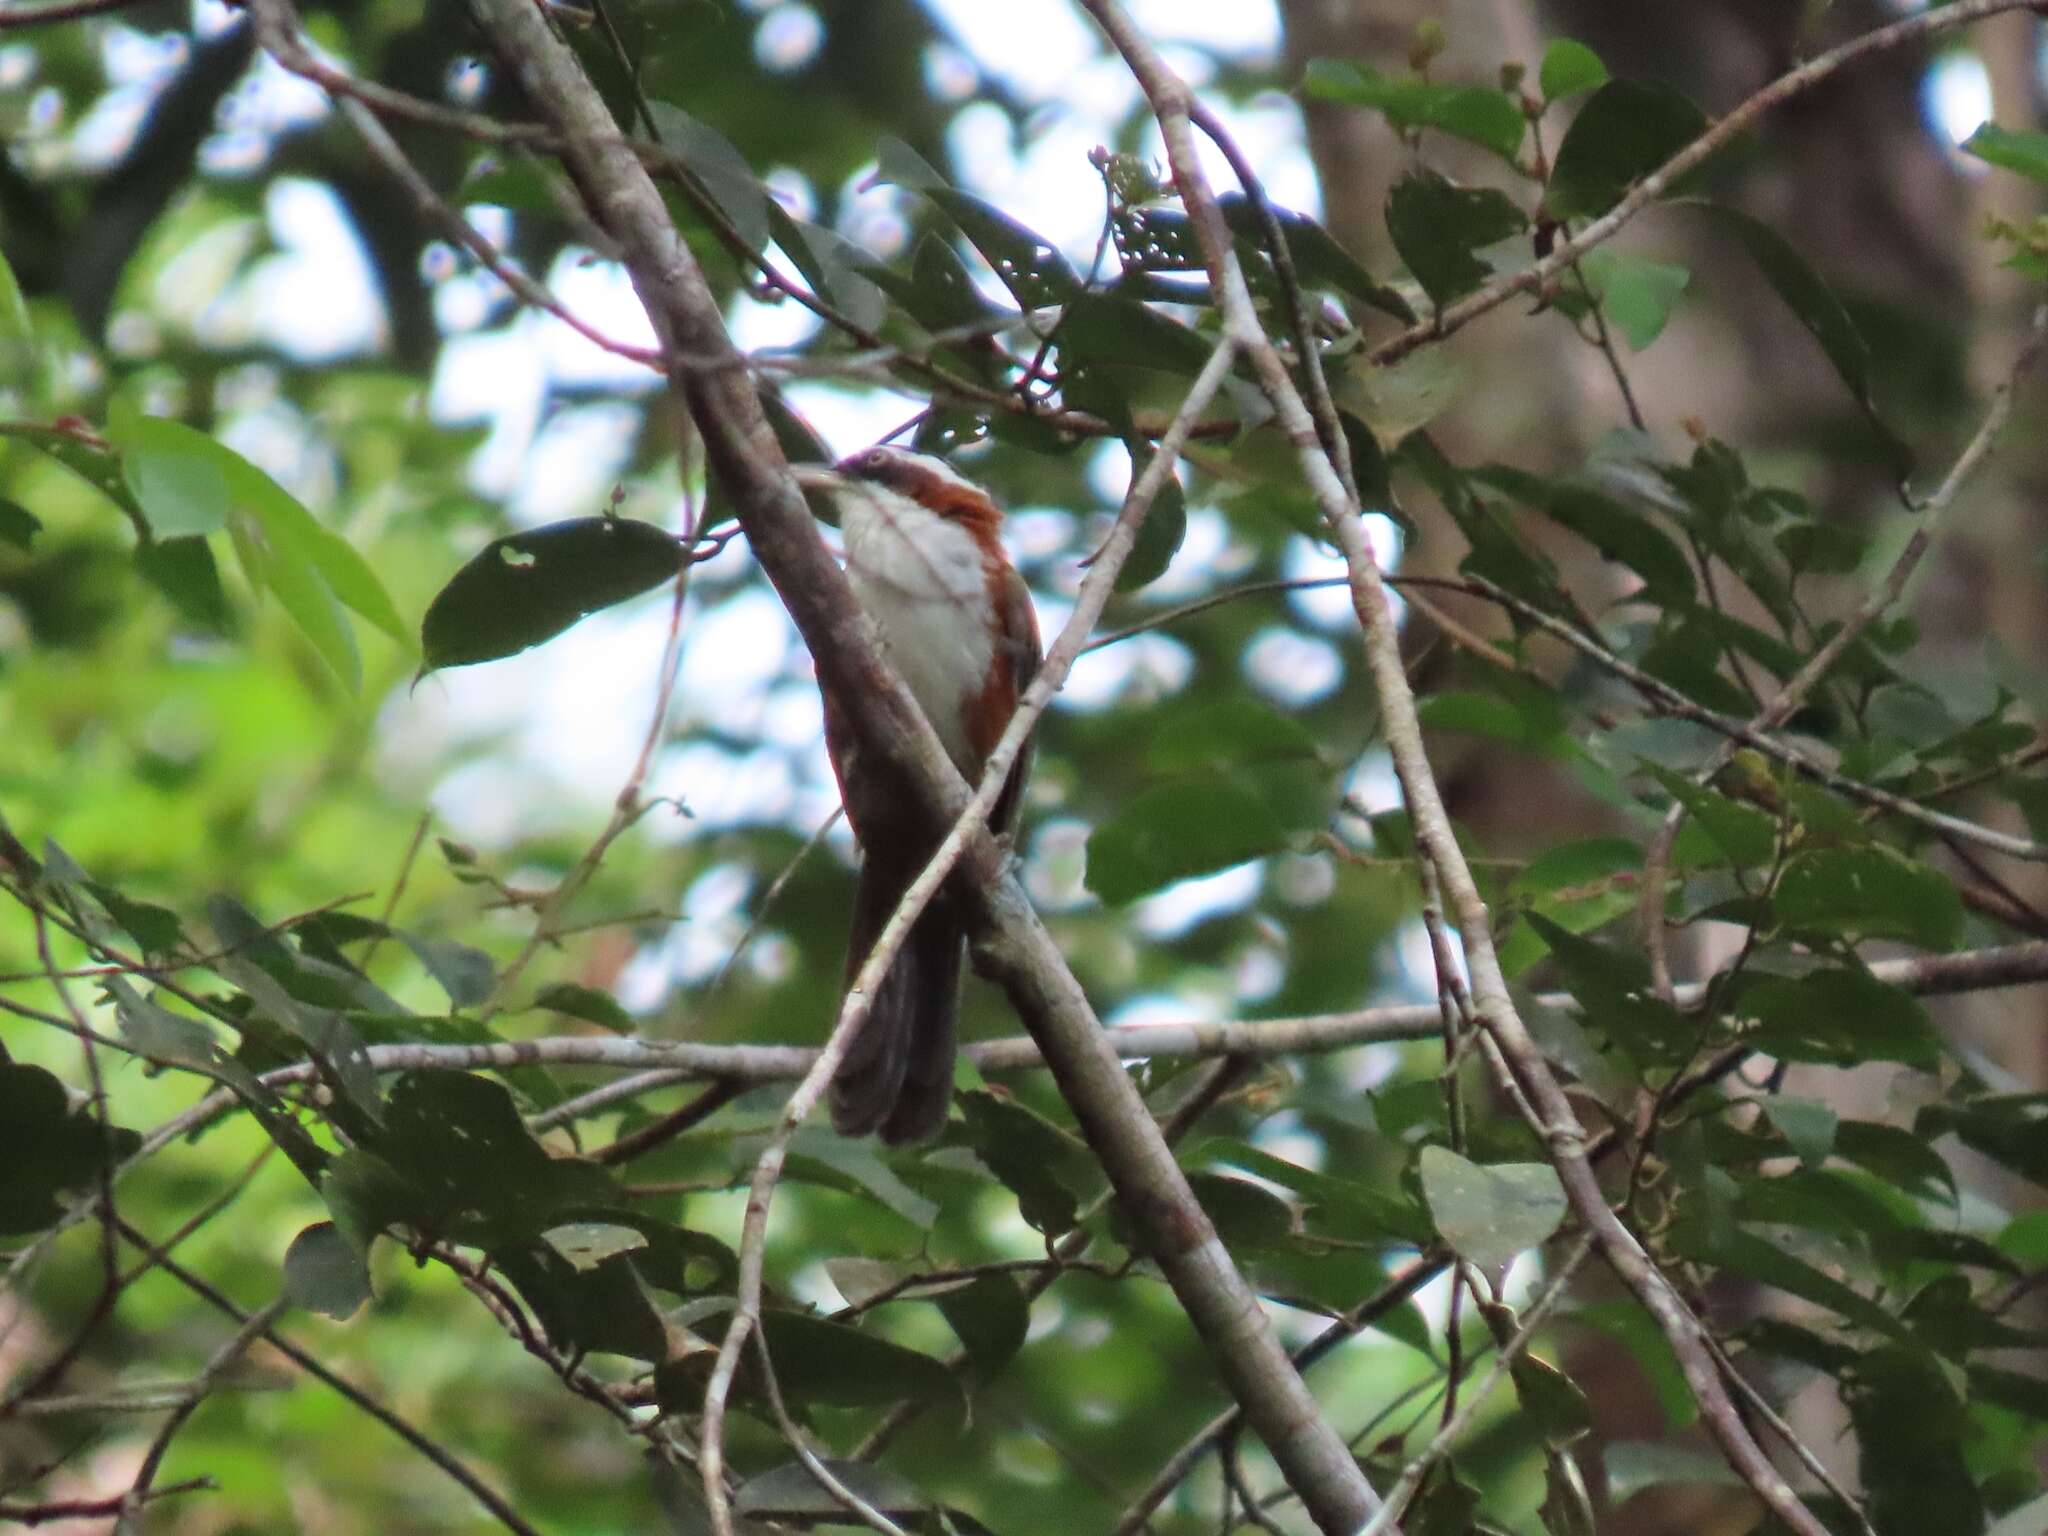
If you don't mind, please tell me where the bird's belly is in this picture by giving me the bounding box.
[848,558,995,774]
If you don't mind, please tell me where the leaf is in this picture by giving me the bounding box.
[1475,465,1694,603]
[767,204,888,333]
[1301,61,1526,163]
[1740,967,1939,1070]
[873,137,1078,310]
[1835,1120,1955,1206]
[1214,194,1414,321]
[1195,1139,1433,1245]
[1085,765,1319,905]
[534,981,635,1033]
[1115,438,1187,592]
[1773,845,1962,950]
[107,404,230,538]
[1761,1097,1838,1171]
[1545,79,1707,220]
[1962,123,2048,184]
[757,1310,956,1407]
[1689,204,1912,481]
[935,1273,1029,1375]
[646,103,771,252]
[1538,39,1607,104]
[1417,1146,1567,1273]
[420,517,681,670]
[0,500,39,548]
[0,1062,142,1235]
[396,932,495,1008]
[1577,248,1689,350]
[735,1460,927,1521]
[543,1220,651,1272]
[1603,1442,1743,1503]
[1512,1353,1592,1449]
[1845,1346,1982,1536]
[283,1220,371,1319]
[135,536,232,633]
[1342,349,1468,450]
[1386,171,1529,307]
[955,1090,1096,1235]
[0,421,148,526]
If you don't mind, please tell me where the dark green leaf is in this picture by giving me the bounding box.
[283,1220,371,1319]
[0,499,41,548]
[1689,204,1913,481]
[1846,1347,1982,1536]
[1215,193,1415,320]
[397,932,495,1008]
[646,103,771,252]
[1115,438,1187,592]
[1773,845,1962,950]
[1087,769,1302,904]
[420,517,681,671]
[1546,79,1707,220]
[758,1309,956,1407]
[1475,465,1694,602]
[0,1062,142,1235]
[1302,61,1525,163]
[1386,171,1528,308]
[1571,1302,1695,1428]
[766,203,888,332]
[1836,1120,1956,1206]
[1418,1146,1566,1272]
[534,981,635,1033]
[135,536,232,633]
[955,1090,1096,1235]
[1741,967,1939,1070]
[935,1273,1029,1376]
[1512,1353,1592,1448]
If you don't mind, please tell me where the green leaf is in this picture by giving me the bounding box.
[1962,123,2048,184]
[534,981,635,1033]
[1835,1120,1955,1206]
[1603,1442,1742,1503]
[757,1309,956,1407]
[767,204,888,333]
[1475,465,1695,602]
[1689,204,1912,481]
[0,1062,142,1236]
[1538,39,1608,104]
[1578,248,1689,350]
[1086,766,1314,905]
[935,1273,1029,1376]
[1845,1346,1982,1536]
[108,406,230,538]
[1215,194,1414,321]
[1194,1139,1433,1246]
[1417,1146,1566,1273]
[0,421,148,527]
[874,137,1078,310]
[396,932,495,1008]
[1386,171,1528,308]
[1546,79,1707,220]
[283,1220,371,1320]
[420,517,681,671]
[646,103,771,252]
[1761,1096,1838,1171]
[955,1090,1096,1235]
[1115,438,1187,592]
[1572,1302,1695,1429]
[135,536,232,633]
[1773,845,1962,950]
[0,239,33,349]
[1512,1353,1592,1449]
[1741,967,1939,1070]
[1302,61,1525,163]
[0,499,39,549]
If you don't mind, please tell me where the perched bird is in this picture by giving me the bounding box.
[792,446,1042,1143]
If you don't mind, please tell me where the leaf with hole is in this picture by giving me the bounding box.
[420,517,681,671]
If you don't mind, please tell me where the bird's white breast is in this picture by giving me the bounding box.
[838,481,996,773]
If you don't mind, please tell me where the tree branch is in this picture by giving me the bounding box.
[457,2,1394,1531]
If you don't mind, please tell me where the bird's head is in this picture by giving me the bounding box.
[792,446,1005,543]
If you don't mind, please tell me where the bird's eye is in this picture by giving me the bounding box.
[861,449,887,471]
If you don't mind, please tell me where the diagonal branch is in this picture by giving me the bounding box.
[457,3,1395,1532]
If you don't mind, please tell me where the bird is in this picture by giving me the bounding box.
[790,446,1042,1143]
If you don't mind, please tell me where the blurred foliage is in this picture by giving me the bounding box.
[2,4,2047,1536]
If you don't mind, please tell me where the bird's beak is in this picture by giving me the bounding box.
[790,464,846,493]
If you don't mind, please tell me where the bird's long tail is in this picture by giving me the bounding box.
[829,853,963,1144]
